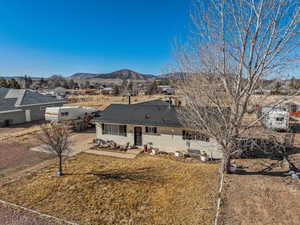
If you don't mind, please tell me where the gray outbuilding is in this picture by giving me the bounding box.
[0,88,65,127]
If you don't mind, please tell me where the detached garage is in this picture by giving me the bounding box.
[0,88,65,127]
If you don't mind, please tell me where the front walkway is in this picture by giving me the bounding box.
[30,132,95,156]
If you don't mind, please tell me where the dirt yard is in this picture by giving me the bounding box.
[0,126,56,180]
[0,122,44,142]
[0,142,55,179]
[0,121,45,136]
[66,94,169,109]
[0,153,219,225]
[220,158,300,225]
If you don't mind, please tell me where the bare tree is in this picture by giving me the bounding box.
[176,0,300,173]
[37,122,71,176]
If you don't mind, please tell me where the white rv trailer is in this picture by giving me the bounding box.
[259,105,289,131]
[45,106,98,131]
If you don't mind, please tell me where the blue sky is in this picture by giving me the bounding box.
[0,0,191,77]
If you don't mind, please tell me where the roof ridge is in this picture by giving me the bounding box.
[15,89,26,106]
[4,89,26,107]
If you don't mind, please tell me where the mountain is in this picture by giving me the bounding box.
[69,73,97,79]
[48,74,65,80]
[159,72,187,80]
[70,69,156,80]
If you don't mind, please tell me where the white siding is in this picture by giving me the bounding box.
[96,124,134,146]
[142,133,222,158]
[96,123,223,159]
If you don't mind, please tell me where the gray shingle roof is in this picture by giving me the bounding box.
[0,88,65,112]
[95,102,183,128]
[0,88,17,111]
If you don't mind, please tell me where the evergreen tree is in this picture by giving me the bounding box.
[0,77,8,88]
[27,76,33,87]
[146,81,159,95]
[289,76,297,89]
[84,80,90,89]
[112,85,120,96]
[128,82,133,92]
[68,79,76,89]
[273,81,282,94]
[24,75,29,88]
[74,82,79,89]
[8,78,21,89]
[61,79,69,89]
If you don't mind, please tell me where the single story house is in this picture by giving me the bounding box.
[158,85,175,95]
[94,99,223,159]
[0,88,65,127]
[101,87,113,95]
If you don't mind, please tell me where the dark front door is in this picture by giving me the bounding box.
[4,120,10,127]
[134,127,142,146]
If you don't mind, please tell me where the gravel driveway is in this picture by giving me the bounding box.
[0,203,63,225]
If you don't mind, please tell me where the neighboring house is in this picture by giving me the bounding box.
[163,88,175,95]
[53,87,67,97]
[158,85,175,95]
[0,88,65,127]
[94,99,223,159]
[101,87,113,95]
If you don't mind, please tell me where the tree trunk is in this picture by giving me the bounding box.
[58,154,63,176]
[222,153,231,174]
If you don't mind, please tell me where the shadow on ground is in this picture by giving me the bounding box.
[64,167,164,183]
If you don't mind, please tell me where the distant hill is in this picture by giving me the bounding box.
[47,74,65,80]
[69,73,97,79]
[70,69,156,80]
[159,72,187,80]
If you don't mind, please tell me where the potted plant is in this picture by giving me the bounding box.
[175,151,183,157]
[229,160,237,173]
[200,151,208,162]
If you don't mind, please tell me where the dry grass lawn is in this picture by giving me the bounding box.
[66,94,170,109]
[0,153,219,225]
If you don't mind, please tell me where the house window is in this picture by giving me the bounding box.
[182,130,209,142]
[145,126,157,134]
[102,124,127,136]
[61,112,69,116]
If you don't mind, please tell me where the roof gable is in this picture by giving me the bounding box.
[0,88,65,112]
